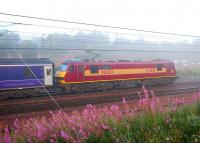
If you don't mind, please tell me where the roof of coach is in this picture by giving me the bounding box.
[0,58,53,65]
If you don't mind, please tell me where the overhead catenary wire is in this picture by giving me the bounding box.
[86,50,101,60]
[0,29,47,36]
[0,20,139,38]
[0,21,142,40]
[1,47,200,54]
[0,24,14,27]
[0,12,200,38]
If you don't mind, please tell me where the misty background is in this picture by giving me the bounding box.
[1,30,200,82]
[0,30,200,66]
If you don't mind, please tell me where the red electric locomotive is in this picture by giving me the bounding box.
[0,59,178,99]
[55,60,177,93]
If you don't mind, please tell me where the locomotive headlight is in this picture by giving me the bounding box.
[55,71,66,78]
[55,71,60,77]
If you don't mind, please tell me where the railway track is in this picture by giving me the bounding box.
[1,81,200,117]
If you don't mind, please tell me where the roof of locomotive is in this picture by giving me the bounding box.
[0,58,53,65]
[63,60,174,65]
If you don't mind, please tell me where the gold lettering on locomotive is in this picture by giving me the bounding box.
[101,69,113,75]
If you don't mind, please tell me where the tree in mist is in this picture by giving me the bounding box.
[1,30,199,62]
[0,31,21,58]
[20,40,38,58]
[0,31,21,48]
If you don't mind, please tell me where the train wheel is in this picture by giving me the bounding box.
[77,83,86,93]
[62,85,71,94]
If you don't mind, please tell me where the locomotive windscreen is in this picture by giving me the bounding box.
[58,64,68,71]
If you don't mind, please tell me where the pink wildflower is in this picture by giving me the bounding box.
[160,107,166,113]
[142,85,149,98]
[50,138,56,143]
[36,124,45,140]
[87,104,93,108]
[13,118,20,129]
[122,97,129,112]
[4,127,11,143]
[138,91,141,97]
[150,100,156,112]
[102,124,109,130]
[61,130,69,140]
[49,111,54,115]
[123,97,126,104]
[150,91,155,97]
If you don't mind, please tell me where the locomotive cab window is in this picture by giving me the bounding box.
[59,64,68,71]
[24,67,34,78]
[69,65,75,73]
[91,65,99,74]
[156,64,162,71]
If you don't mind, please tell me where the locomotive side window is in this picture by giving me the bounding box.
[78,65,84,73]
[169,64,175,69]
[24,67,34,78]
[69,65,75,73]
[91,65,99,73]
[102,65,111,69]
[156,64,162,71]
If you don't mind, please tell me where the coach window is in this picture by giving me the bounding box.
[24,67,34,78]
[156,64,162,71]
[69,65,75,73]
[46,69,52,76]
[91,65,99,74]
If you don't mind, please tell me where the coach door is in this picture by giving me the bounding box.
[44,65,53,86]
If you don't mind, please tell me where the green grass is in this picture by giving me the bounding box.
[2,91,200,143]
[85,103,200,143]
